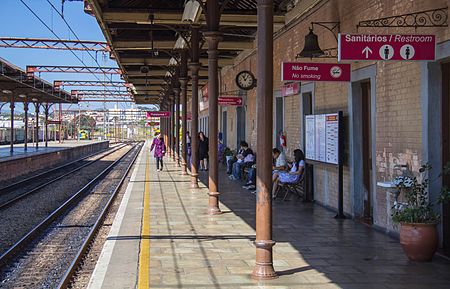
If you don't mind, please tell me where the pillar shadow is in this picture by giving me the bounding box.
[196,164,450,288]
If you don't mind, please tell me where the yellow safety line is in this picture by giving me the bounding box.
[138,151,150,288]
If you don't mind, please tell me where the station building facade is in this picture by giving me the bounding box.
[188,0,450,251]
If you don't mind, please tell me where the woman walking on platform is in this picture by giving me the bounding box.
[198,131,209,171]
[150,133,166,172]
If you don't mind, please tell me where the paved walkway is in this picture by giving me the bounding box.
[88,141,450,289]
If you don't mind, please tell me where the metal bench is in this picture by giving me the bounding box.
[274,173,305,201]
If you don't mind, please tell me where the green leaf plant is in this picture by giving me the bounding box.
[391,163,450,224]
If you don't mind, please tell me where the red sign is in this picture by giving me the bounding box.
[281,82,300,97]
[218,96,243,106]
[338,34,436,61]
[47,120,61,124]
[282,62,351,82]
[146,111,170,118]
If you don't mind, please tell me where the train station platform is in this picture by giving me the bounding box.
[88,141,450,289]
[0,140,109,183]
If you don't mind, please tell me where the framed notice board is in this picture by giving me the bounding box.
[305,111,345,218]
[304,112,342,165]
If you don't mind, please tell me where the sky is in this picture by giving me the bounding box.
[0,0,141,112]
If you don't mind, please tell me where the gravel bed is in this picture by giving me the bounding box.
[0,145,129,256]
[0,144,140,289]
[68,159,133,289]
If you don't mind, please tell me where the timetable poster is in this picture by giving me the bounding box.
[325,114,339,164]
[305,112,341,165]
[305,115,316,160]
[315,114,326,162]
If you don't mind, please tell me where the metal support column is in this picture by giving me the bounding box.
[190,25,201,188]
[169,96,174,158]
[44,104,49,147]
[24,100,28,151]
[253,0,277,280]
[204,6,222,214]
[35,103,40,149]
[174,82,181,167]
[180,50,189,175]
[171,95,177,162]
[59,103,62,143]
[10,96,15,153]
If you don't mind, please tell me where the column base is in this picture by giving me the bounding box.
[190,173,199,188]
[207,205,222,215]
[251,263,278,280]
[252,240,278,280]
[207,191,221,215]
[181,164,188,175]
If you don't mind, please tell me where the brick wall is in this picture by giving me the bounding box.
[210,0,450,231]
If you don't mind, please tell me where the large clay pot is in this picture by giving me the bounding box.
[400,223,438,261]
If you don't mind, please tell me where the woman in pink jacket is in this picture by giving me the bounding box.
[150,134,166,171]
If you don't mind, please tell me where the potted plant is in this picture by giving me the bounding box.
[392,164,450,261]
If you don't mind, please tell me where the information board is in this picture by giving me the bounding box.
[304,112,341,165]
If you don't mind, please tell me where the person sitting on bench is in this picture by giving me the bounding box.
[229,141,254,180]
[272,149,305,199]
[243,148,286,191]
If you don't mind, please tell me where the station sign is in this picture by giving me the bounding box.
[146,111,170,118]
[282,62,351,82]
[281,82,300,97]
[338,34,436,61]
[218,96,243,106]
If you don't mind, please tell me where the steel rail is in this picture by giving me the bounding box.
[0,143,139,267]
[58,142,143,288]
[0,144,128,210]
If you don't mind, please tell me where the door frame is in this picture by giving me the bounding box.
[273,90,285,147]
[349,65,377,219]
[421,40,450,249]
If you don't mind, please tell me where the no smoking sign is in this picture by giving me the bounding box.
[339,34,435,61]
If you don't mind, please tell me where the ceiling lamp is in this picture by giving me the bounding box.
[182,0,202,23]
[174,36,187,49]
[169,57,178,66]
[2,89,12,94]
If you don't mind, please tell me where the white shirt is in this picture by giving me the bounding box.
[275,152,286,168]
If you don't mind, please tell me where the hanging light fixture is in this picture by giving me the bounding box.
[182,0,202,23]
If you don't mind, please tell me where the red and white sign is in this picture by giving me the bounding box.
[338,34,436,61]
[281,82,300,97]
[146,111,170,118]
[218,96,243,106]
[282,62,351,82]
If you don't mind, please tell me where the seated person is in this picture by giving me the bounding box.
[243,164,257,190]
[229,141,254,180]
[272,148,286,173]
[226,143,245,174]
[243,148,286,191]
[272,149,305,198]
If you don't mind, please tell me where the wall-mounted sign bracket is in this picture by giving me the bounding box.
[357,7,448,29]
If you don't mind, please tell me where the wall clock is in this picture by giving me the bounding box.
[236,70,256,90]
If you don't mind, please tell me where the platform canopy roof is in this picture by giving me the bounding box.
[88,0,288,104]
[0,58,77,104]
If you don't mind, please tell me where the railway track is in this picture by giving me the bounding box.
[0,142,142,289]
[0,143,127,210]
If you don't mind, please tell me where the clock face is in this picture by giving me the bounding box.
[236,71,255,90]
